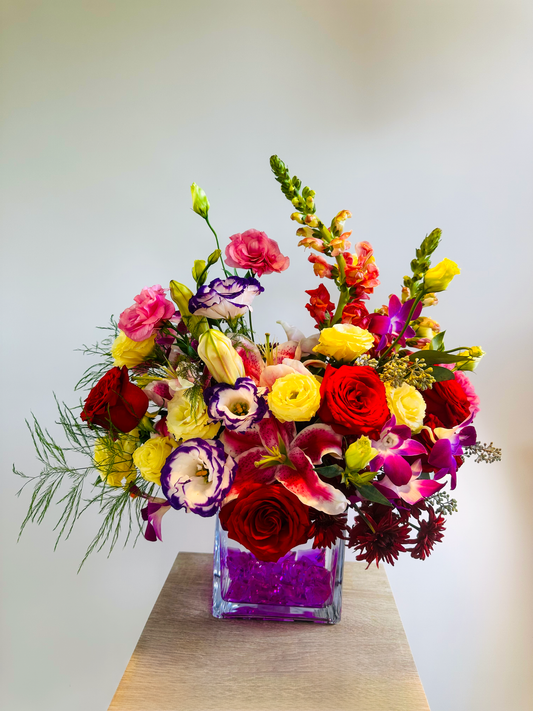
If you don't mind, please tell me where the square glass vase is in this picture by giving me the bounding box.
[212,515,345,624]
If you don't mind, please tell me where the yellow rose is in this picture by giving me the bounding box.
[385,383,426,433]
[111,331,156,368]
[424,258,460,293]
[345,436,378,473]
[267,372,321,423]
[133,436,177,485]
[94,429,139,487]
[167,390,220,441]
[313,324,374,361]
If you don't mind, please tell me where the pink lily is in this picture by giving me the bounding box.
[374,459,445,505]
[370,417,427,486]
[221,417,348,515]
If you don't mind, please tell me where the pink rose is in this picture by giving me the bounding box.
[118,285,175,342]
[224,229,290,277]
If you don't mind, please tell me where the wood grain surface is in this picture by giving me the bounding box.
[108,552,430,711]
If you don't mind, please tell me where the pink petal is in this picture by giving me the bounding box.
[382,453,414,486]
[220,426,262,458]
[291,424,343,465]
[273,341,299,363]
[234,337,265,385]
[144,502,171,542]
[226,447,277,501]
[260,363,297,389]
[276,447,348,515]
[404,478,445,503]
[258,417,296,452]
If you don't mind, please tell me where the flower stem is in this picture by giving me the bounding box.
[205,216,230,277]
[379,292,424,363]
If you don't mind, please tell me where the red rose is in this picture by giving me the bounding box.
[305,284,335,327]
[422,377,471,429]
[219,482,311,562]
[80,366,148,433]
[318,365,389,438]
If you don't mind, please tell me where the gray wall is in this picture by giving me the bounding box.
[1,2,532,710]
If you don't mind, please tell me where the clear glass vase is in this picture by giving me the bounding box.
[212,514,345,624]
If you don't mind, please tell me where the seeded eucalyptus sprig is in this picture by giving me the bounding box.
[403,228,442,297]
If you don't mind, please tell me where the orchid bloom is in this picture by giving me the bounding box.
[426,413,477,489]
[375,459,445,505]
[370,417,427,485]
[141,496,171,541]
[369,294,423,352]
[221,417,348,515]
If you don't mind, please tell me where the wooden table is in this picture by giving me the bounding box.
[108,552,430,711]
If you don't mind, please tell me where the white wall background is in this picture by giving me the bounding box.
[1,1,532,710]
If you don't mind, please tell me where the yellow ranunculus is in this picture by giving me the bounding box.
[345,436,378,473]
[267,372,321,423]
[133,436,177,485]
[167,390,220,441]
[423,258,460,293]
[313,324,374,361]
[111,330,156,368]
[94,429,139,487]
[385,383,426,433]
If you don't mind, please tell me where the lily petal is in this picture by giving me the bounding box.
[141,501,171,542]
[276,447,348,515]
[257,416,296,452]
[291,423,343,465]
[226,447,277,500]
[220,425,262,458]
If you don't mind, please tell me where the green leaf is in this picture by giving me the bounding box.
[430,331,446,351]
[412,349,471,365]
[356,484,392,506]
[315,464,344,479]
[429,365,456,382]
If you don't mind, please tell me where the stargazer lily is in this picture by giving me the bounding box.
[370,417,427,486]
[426,413,477,489]
[374,459,445,505]
[221,416,348,515]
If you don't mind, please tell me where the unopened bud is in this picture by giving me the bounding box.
[197,330,245,384]
[304,214,319,227]
[290,212,304,224]
[422,293,439,307]
[191,183,210,218]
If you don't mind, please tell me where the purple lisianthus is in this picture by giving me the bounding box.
[188,276,264,320]
[160,438,236,517]
[204,377,268,433]
[369,295,423,352]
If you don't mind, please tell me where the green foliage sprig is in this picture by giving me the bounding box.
[403,228,441,297]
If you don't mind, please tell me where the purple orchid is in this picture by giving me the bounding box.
[204,377,268,433]
[221,417,348,515]
[369,295,423,352]
[374,459,445,505]
[188,276,264,320]
[141,497,171,541]
[427,413,477,490]
[370,417,427,485]
[160,438,236,517]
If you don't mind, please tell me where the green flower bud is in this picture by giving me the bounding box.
[345,436,378,473]
[191,183,210,218]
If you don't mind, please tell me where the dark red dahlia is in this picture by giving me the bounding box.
[309,510,348,549]
[348,504,411,568]
[410,507,446,560]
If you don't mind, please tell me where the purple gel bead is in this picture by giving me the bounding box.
[224,548,334,607]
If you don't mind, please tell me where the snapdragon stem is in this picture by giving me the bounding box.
[205,215,230,277]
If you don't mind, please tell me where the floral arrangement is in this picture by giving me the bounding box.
[16,156,500,570]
